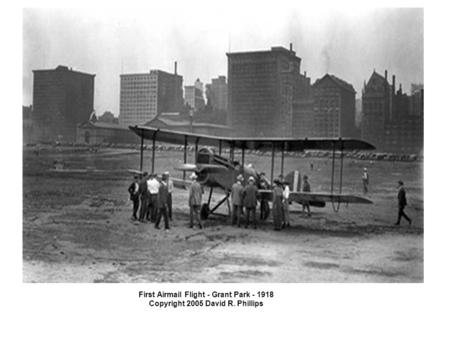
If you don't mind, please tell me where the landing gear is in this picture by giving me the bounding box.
[200,187,231,219]
[200,203,210,220]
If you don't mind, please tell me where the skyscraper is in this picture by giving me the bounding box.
[184,78,205,111]
[32,65,95,142]
[119,69,183,126]
[362,70,423,154]
[311,74,357,138]
[361,71,392,151]
[227,45,310,137]
[205,76,228,112]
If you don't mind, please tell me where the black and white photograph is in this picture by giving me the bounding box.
[4,1,450,337]
[21,6,425,283]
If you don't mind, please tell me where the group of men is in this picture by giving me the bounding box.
[129,169,413,230]
[128,171,173,230]
[229,173,311,231]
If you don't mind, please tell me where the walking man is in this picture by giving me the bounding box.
[243,176,258,229]
[188,173,203,229]
[128,175,140,220]
[395,180,412,225]
[302,175,311,217]
[231,174,244,227]
[154,173,170,230]
[362,168,369,194]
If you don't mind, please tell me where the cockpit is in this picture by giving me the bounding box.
[196,148,235,169]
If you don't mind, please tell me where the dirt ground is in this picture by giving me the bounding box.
[23,146,423,282]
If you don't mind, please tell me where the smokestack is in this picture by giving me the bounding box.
[174,61,177,75]
[392,75,396,92]
[304,71,307,77]
[385,70,388,80]
[290,43,293,51]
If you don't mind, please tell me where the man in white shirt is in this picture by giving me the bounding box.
[147,173,160,222]
[282,180,291,228]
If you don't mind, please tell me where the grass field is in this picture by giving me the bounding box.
[23,146,423,282]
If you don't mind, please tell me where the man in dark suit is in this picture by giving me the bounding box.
[138,172,149,222]
[395,180,412,225]
[243,176,258,229]
[128,175,140,220]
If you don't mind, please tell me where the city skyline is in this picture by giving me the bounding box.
[23,7,423,116]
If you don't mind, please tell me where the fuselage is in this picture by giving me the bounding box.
[196,148,258,191]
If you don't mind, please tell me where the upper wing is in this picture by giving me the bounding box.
[129,126,375,151]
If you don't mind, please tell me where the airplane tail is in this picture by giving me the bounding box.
[284,170,302,192]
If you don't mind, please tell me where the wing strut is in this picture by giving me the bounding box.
[219,140,222,156]
[331,139,346,212]
[139,130,144,172]
[195,137,199,161]
[241,146,245,166]
[330,141,336,195]
[270,142,275,183]
[339,140,344,194]
[183,135,188,180]
[151,130,159,173]
[281,141,285,176]
[230,141,235,161]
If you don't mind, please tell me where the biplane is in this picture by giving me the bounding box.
[129,126,375,219]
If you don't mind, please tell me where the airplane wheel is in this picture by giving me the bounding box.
[200,203,210,220]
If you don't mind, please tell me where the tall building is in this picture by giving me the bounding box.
[409,84,424,117]
[361,70,392,151]
[184,78,205,111]
[23,105,33,144]
[32,65,95,142]
[227,45,310,137]
[205,76,228,111]
[119,68,183,126]
[362,70,424,154]
[310,74,357,138]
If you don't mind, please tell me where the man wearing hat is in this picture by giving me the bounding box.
[302,175,311,217]
[138,172,149,222]
[147,173,160,222]
[231,174,244,227]
[188,173,203,229]
[362,168,369,194]
[258,172,270,220]
[128,175,140,220]
[282,178,291,228]
[395,180,412,225]
[165,171,174,221]
[243,176,258,229]
[154,173,170,230]
[272,178,284,231]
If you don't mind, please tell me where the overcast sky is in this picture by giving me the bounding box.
[23,7,423,116]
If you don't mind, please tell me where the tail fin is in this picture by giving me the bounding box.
[284,170,302,192]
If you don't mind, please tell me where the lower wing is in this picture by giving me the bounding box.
[290,192,373,205]
[258,190,372,207]
[172,177,192,190]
